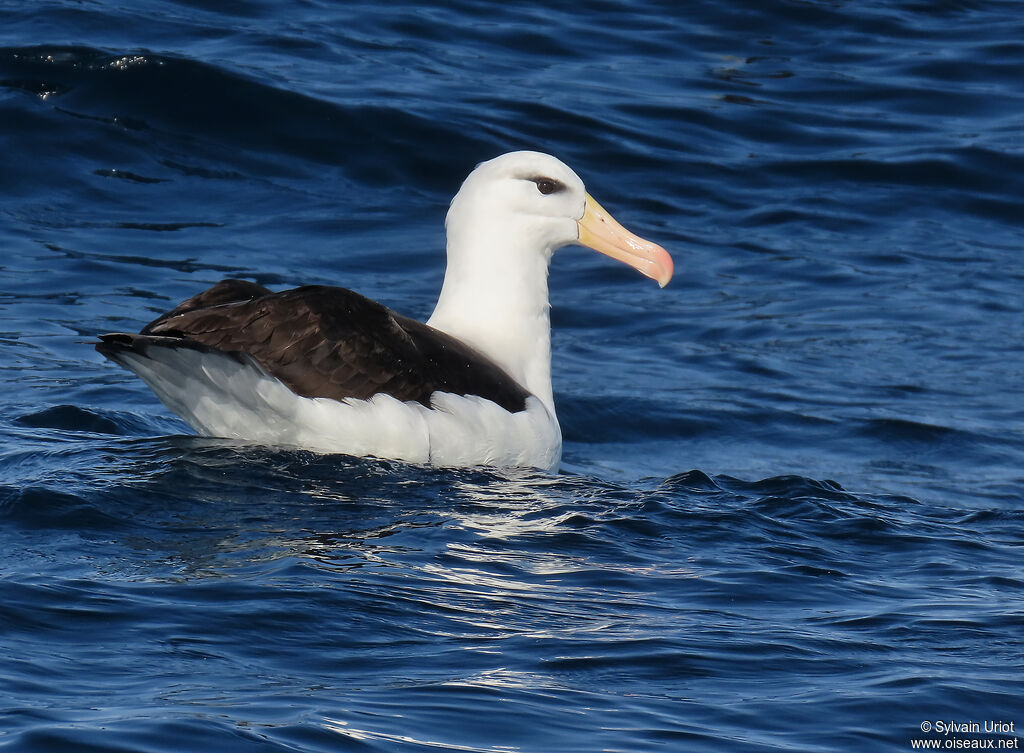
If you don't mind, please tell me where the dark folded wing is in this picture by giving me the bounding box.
[105,281,529,413]
[141,278,274,334]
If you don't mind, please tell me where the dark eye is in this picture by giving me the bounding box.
[531,177,563,195]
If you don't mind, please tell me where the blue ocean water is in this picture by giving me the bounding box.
[2,1,1023,751]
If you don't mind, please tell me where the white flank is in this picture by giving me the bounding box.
[115,346,562,472]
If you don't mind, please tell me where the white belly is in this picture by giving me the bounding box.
[112,345,562,472]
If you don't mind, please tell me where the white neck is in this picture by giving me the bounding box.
[426,217,555,411]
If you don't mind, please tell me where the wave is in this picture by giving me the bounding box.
[0,44,496,189]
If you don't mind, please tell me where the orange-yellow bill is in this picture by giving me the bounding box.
[576,194,673,287]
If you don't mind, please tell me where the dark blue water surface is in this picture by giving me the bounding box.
[2,2,1023,751]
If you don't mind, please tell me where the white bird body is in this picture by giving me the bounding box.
[113,340,563,470]
[97,151,672,471]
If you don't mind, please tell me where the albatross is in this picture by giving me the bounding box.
[96,151,672,471]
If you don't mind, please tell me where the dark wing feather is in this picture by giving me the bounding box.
[141,279,273,335]
[103,281,529,413]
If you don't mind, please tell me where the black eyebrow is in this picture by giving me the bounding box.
[528,176,566,195]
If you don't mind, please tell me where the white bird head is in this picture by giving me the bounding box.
[445,151,673,287]
[429,151,672,411]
